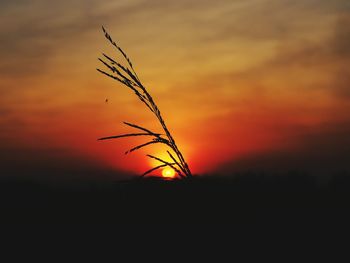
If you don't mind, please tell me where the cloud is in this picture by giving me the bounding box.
[0,146,131,182]
[0,0,120,78]
[218,121,350,175]
[332,15,350,57]
[1,0,347,79]
[328,14,350,97]
[200,10,350,99]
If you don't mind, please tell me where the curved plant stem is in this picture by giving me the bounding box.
[97,26,192,178]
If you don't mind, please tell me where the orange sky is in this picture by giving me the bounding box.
[1,0,350,180]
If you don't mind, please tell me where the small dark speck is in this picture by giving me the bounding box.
[105,98,108,103]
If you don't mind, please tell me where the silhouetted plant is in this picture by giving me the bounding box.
[97,26,192,179]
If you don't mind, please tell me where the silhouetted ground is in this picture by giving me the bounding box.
[1,172,349,225]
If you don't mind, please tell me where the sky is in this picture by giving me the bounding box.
[1,0,350,181]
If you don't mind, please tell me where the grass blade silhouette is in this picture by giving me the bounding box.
[98,133,159,141]
[141,164,174,177]
[97,26,192,178]
[147,154,184,178]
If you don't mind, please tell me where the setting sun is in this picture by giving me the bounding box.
[162,167,176,179]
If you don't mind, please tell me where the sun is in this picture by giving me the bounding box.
[162,167,176,179]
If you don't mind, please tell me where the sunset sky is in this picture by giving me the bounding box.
[1,0,349,181]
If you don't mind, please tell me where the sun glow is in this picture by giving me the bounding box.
[162,167,176,179]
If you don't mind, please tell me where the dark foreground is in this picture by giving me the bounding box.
[1,173,349,225]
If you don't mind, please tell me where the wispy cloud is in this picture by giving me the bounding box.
[218,120,350,175]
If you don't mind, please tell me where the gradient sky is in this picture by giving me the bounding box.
[1,0,350,181]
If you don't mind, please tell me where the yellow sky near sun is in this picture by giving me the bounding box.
[1,0,350,177]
